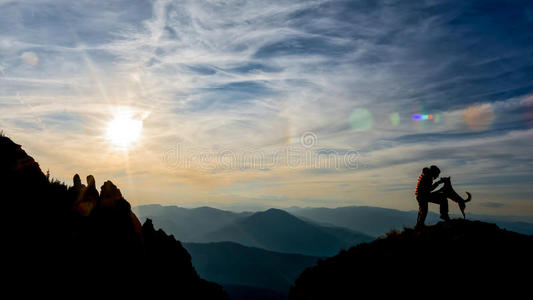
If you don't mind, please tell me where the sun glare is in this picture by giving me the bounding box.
[105,109,143,150]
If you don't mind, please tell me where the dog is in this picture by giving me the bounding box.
[439,177,472,219]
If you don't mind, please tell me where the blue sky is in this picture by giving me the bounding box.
[1,0,532,217]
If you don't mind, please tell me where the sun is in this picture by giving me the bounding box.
[105,109,143,150]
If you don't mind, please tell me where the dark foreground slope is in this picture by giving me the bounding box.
[289,219,533,299]
[0,135,227,298]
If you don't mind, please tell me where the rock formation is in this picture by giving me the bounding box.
[0,135,228,298]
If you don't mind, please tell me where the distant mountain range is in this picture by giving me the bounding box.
[135,204,533,242]
[134,204,252,242]
[201,208,373,256]
[183,241,319,299]
[135,205,374,257]
[286,206,533,236]
[287,206,418,237]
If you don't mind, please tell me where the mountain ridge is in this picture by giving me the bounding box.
[200,207,374,256]
[133,204,252,242]
[135,204,374,256]
[287,205,533,236]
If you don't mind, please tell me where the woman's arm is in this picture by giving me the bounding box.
[430,178,443,191]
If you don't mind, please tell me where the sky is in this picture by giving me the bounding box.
[1,0,533,217]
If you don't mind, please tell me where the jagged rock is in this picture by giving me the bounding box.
[100,180,123,208]
[71,174,99,216]
[68,173,85,195]
[85,175,99,200]
[73,174,83,189]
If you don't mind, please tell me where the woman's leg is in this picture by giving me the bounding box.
[416,198,428,228]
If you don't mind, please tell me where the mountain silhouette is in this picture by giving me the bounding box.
[288,206,533,236]
[136,206,373,257]
[289,219,533,298]
[184,241,319,299]
[287,206,417,236]
[201,208,374,256]
[134,204,252,241]
[0,135,227,298]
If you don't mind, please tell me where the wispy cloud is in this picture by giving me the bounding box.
[1,0,532,216]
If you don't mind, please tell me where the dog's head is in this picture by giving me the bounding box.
[440,176,451,185]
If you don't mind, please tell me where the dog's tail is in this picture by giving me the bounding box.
[465,191,472,203]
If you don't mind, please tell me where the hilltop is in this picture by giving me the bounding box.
[289,219,533,298]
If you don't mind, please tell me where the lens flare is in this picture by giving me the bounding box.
[21,52,39,66]
[412,114,433,121]
[463,104,494,131]
[389,112,400,126]
[349,108,374,131]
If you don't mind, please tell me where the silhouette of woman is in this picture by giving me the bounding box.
[415,165,449,228]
